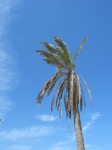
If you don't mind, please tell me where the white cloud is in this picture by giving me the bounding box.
[0,0,19,119]
[52,146,72,150]
[36,114,58,121]
[0,50,18,91]
[91,112,102,120]
[0,96,12,118]
[0,0,19,91]
[9,145,31,150]
[82,112,101,132]
[0,125,56,140]
[51,135,75,150]
[85,144,92,149]
[0,0,19,36]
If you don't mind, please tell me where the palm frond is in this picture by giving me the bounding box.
[54,36,68,53]
[64,91,68,116]
[36,79,50,106]
[51,86,58,112]
[80,84,86,108]
[36,69,63,106]
[47,69,65,96]
[80,75,93,105]
[73,38,87,64]
[59,99,62,119]
[68,120,72,135]
[54,36,72,69]
[80,97,83,111]
[55,75,67,109]
[41,42,57,54]
[36,50,68,70]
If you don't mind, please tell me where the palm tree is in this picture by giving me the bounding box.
[36,36,93,150]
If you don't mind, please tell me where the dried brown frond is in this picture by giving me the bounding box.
[73,38,87,63]
[80,75,93,105]
[51,86,59,112]
[47,69,65,96]
[36,79,50,105]
[36,69,63,106]
[59,99,62,119]
[55,76,67,109]
[80,85,86,108]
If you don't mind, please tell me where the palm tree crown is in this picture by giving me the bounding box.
[36,36,92,118]
[36,36,93,150]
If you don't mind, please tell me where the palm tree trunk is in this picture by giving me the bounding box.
[73,108,85,150]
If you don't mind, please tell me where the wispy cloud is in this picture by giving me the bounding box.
[85,144,93,149]
[82,112,101,132]
[52,146,73,150]
[0,0,19,36]
[0,125,56,140]
[0,0,19,119]
[50,135,75,150]
[0,0,19,91]
[36,114,58,121]
[9,145,31,150]
[0,96,13,118]
[0,50,18,91]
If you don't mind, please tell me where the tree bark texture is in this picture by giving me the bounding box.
[73,108,85,150]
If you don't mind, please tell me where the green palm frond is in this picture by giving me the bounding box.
[73,38,87,64]
[54,36,68,53]
[41,42,58,54]
[54,36,72,69]
[36,36,72,70]
[36,50,68,70]
[80,75,93,105]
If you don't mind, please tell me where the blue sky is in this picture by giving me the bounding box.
[0,0,112,150]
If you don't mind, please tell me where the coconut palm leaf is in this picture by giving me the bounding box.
[73,38,87,64]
